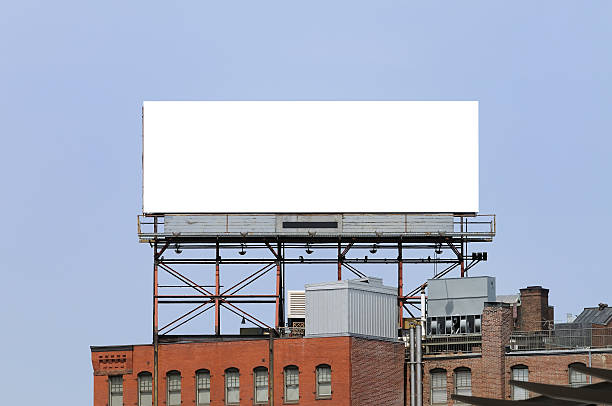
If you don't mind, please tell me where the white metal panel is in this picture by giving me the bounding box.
[287,290,306,319]
[142,101,479,213]
[305,278,397,339]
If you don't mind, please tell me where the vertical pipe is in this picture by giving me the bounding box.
[268,332,274,406]
[416,324,423,406]
[420,290,426,338]
[588,347,592,384]
[409,328,416,406]
[215,242,220,335]
[337,241,342,281]
[398,242,404,327]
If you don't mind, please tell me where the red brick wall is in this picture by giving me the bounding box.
[504,352,612,399]
[92,336,404,406]
[481,302,512,399]
[420,356,482,406]
[350,338,405,406]
[418,351,612,405]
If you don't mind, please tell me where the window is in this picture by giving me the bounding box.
[316,364,332,399]
[109,376,123,406]
[254,367,269,404]
[511,365,529,400]
[138,372,152,406]
[569,363,588,388]
[167,371,181,406]
[430,369,447,404]
[284,365,299,403]
[225,368,240,405]
[454,368,471,404]
[196,369,211,405]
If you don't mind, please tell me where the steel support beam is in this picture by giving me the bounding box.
[398,242,403,327]
[215,242,220,335]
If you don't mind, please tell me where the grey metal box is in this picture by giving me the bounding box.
[305,277,398,340]
[427,276,496,317]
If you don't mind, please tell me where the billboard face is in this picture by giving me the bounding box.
[142,101,478,213]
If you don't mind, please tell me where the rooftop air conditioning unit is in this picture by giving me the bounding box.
[287,290,306,319]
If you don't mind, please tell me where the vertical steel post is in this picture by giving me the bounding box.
[409,328,416,406]
[275,242,281,330]
[280,244,285,328]
[153,218,159,406]
[460,216,465,277]
[337,242,342,281]
[215,242,220,335]
[416,324,423,406]
[398,242,403,327]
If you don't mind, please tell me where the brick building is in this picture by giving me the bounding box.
[417,290,612,405]
[92,334,405,406]
[92,283,611,405]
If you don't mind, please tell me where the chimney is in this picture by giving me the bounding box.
[481,302,513,399]
[518,286,554,331]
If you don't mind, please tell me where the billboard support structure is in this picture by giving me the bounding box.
[140,213,495,406]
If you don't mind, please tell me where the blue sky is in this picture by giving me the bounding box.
[1,1,611,404]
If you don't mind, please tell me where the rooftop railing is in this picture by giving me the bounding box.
[509,327,612,352]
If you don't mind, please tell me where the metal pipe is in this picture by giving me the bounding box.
[416,324,422,406]
[588,347,592,384]
[337,242,342,280]
[410,328,416,406]
[398,242,404,327]
[420,290,426,338]
[268,332,274,406]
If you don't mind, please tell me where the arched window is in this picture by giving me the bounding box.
[225,368,240,405]
[569,363,588,388]
[316,364,332,399]
[166,371,181,406]
[454,367,471,404]
[253,367,269,404]
[511,365,529,400]
[196,369,211,405]
[430,368,447,404]
[109,375,123,406]
[284,365,300,403]
[138,372,152,406]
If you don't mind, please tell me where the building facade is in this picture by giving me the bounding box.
[416,297,612,405]
[92,336,405,406]
[92,284,612,405]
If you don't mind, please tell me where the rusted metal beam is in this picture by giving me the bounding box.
[275,242,281,329]
[398,242,403,326]
[221,302,272,330]
[221,263,275,296]
[215,242,220,335]
[160,303,215,335]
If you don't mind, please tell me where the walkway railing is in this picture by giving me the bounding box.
[509,327,612,352]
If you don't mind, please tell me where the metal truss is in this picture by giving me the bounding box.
[143,214,495,406]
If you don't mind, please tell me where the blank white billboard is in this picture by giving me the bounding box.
[142,101,478,213]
